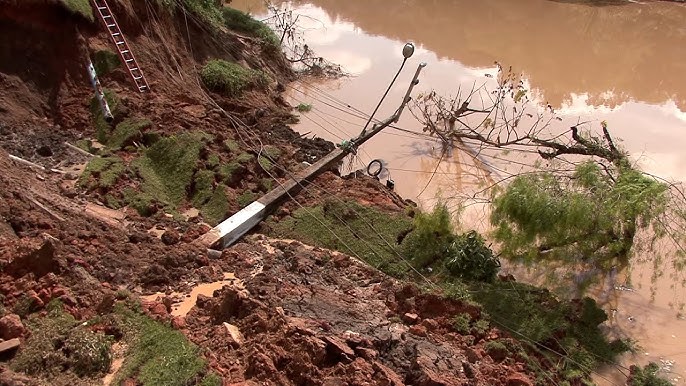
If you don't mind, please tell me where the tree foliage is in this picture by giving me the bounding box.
[491,160,668,271]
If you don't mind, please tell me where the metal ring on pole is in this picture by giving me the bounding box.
[367,159,383,177]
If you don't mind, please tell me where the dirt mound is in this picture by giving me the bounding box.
[182,237,537,386]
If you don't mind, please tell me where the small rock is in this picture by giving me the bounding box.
[59,294,78,307]
[372,361,404,386]
[206,249,223,259]
[507,372,533,386]
[0,338,21,354]
[409,325,428,337]
[223,322,244,345]
[355,347,378,360]
[149,302,168,317]
[161,229,180,245]
[420,318,439,331]
[323,336,355,360]
[462,361,476,379]
[172,316,187,329]
[464,347,481,363]
[26,290,44,310]
[0,314,26,340]
[403,312,420,325]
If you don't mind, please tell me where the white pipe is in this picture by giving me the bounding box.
[86,60,114,123]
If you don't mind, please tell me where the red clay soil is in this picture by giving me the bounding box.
[180,237,536,386]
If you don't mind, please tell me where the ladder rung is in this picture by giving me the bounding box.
[103,15,112,18]
[112,33,121,36]
[129,67,139,72]
[97,6,107,10]
[107,24,115,28]
[116,41,125,45]
[125,59,134,63]
[133,76,143,80]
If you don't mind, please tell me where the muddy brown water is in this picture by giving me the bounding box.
[233,0,686,384]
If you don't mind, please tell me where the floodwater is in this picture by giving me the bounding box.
[232,0,686,384]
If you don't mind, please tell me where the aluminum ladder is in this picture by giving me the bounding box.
[92,0,150,92]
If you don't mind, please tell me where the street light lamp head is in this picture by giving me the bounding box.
[402,43,415,59]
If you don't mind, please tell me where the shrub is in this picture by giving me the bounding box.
[452,313,472,334]
[401,203,456,268]
[445,230,500,282]
[11,306,112,377]
[484,340,508,362]
[222,8,279,47]
[628,363,671,386]
[200,59,268,97]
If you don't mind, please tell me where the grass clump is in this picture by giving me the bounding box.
[11,303,112,378]
[108,118,151,150]
[451,313,472,334]
[201,59,268,97]
[201,184,229,225]
[113,304,206,386]
[192,169,216,207]
[92,49,120,76]
[133,132,208,207]
[237,191,258,208]
[200,373,222,386]
[61,0,94,20]
[223,7,280,47]
[268,200,413,276]
[296,103,313,113]
[223,139,241,153]
[78,156,125,190]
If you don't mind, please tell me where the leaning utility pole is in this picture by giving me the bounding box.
[195,43,426,250]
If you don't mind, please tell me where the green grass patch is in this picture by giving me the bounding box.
[223,139,241,153]
[237,191,258,209]
[89,88,120,143]
[133,132,209,207]
[61,0,94,20]
[108,118,151,150]
[218,162,243,185]
[199,373,222,386]
[296,103,312,113]
[201,184,229,226]
[11,302,112,378]
[258,155,274,172]
[235,152,255,164]
[267,200,413,276]
[92,49,120,76]
[192,169,216,207]
[222,7,279,47]
[112,304,206,386]
[200,59,269,97]
[78,156,125,190]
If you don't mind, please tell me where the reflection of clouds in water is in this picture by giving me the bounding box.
[317,49,372,75]
[634,151,686,182]
[558,92,616,115]
[295,3,358,45]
